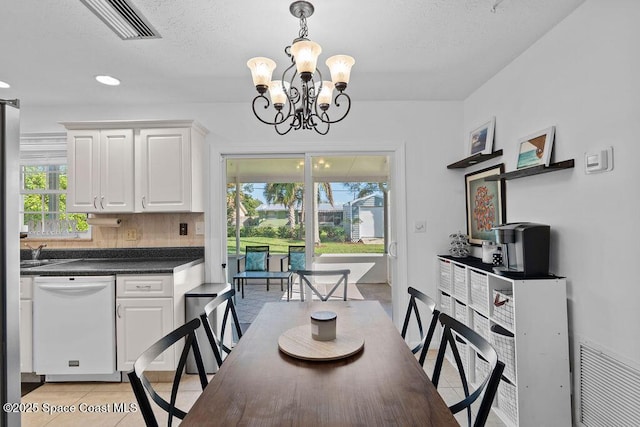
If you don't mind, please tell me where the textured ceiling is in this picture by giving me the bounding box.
[0,0,584,107]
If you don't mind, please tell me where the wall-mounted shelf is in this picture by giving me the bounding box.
[447,150,503,169]
[485,159,575,181]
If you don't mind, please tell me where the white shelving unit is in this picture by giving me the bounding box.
[436,255,572,427]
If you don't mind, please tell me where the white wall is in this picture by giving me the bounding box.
[463,0,640,411]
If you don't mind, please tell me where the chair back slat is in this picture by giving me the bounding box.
[200,288,243,367]
[400,286,440,366]
[432,313,505,427]
[128,317,209,427]
[296,269,351,301]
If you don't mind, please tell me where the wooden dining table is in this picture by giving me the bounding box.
[181,300,457,426]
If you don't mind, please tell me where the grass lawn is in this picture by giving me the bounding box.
[228,237,384,254]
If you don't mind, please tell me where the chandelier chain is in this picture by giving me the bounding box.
[298,15,309,39]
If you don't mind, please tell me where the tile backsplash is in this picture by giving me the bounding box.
[21,213,205,249]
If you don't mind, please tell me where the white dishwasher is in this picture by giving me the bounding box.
[33,276,117,380]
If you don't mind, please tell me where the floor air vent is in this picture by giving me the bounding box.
[80,0,160,40]
[579,342,640,426]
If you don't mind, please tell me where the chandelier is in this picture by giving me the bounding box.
[246,1,355,135]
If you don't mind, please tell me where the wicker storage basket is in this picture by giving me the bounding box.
[490,324,516,381]
[454,300,467,324]
[492,289,514,329]
[498,377,518,423]
[439,259,452,292]
[440,292,452,316]
[475,353,490,384]
[453,265,466,301]
[469,270,488,313]
[472,311,490,341]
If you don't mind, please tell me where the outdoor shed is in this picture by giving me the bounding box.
[344,194,384,242]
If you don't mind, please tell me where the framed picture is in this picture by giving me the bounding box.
[468,117,496,156]
[465,164,506,246]
[516,126,555,169]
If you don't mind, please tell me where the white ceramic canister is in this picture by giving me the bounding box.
[310,311,337,341]
[482,241,497,263]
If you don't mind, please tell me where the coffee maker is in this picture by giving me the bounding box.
[492,223,550,277]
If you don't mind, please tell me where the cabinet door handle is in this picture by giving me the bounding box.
[116,303,121,318]
[135,284,152,290]
[93,196,98,209]
[100,196,105,210]
[141,196,146,209]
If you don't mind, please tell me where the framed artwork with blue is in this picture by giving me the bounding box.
[468,117,496,156]
[516,126,555,169]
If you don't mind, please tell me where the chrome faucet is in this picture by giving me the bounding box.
[26,244,47,260]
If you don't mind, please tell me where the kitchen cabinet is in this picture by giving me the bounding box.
[20,276,33,372]
[62,120,208,213]
[136,126,205,212]
[437,256,571,427]
[116,263,204,371]
[66,129,134,212]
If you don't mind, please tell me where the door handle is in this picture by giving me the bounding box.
[141,196,146,209]
[388,241,398,258]
[93,196,97,209]
[116,303,121,318]
[100,196,105,210]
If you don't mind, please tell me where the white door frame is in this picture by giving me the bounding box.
[205,140,408,327]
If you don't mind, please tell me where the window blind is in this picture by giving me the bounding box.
[20,132,67,165]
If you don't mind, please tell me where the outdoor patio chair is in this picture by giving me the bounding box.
[281,245,306,299]
[236,245,276,290]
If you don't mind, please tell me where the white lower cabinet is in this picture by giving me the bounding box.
[437,256,571,427]
[115,264,204,372]
[20,277,33,372]
[116,297,174,371]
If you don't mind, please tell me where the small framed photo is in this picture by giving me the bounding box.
[516,126,555,169]
[468,117,496,156]
[465,164,506,246]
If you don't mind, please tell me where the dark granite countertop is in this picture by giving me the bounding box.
[20,247,204,276]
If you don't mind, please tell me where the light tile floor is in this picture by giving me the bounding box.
[21,283,505,426]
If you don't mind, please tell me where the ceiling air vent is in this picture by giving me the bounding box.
[80,0,160,40]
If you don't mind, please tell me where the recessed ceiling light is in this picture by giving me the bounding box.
[95,75,120,86]
[0,81,10,89]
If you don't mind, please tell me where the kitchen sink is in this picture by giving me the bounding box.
[20,259,77,268]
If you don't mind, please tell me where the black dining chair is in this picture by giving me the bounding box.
[127,318,209,427]
[432,313,505,427]
[200,288,243,367]
[400,286,440,367]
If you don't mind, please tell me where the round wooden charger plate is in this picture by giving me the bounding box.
[278,325,364,361]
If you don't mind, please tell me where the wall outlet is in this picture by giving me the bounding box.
[179,223,188,235]
[195,221,205,235]
[125,229,137,241]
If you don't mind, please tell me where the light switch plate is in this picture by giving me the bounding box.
[585,146,613,174]
[195,222,205,235]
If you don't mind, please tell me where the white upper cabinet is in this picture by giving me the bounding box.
[62,120,207,213]
[136,127,205,212]
[67,129,134,212]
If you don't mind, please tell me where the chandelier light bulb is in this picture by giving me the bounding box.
[290,40,322,77]
[316,81,335,108]
[269,80,290,108]
[247,57,277,92]
[326,55,355,90]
